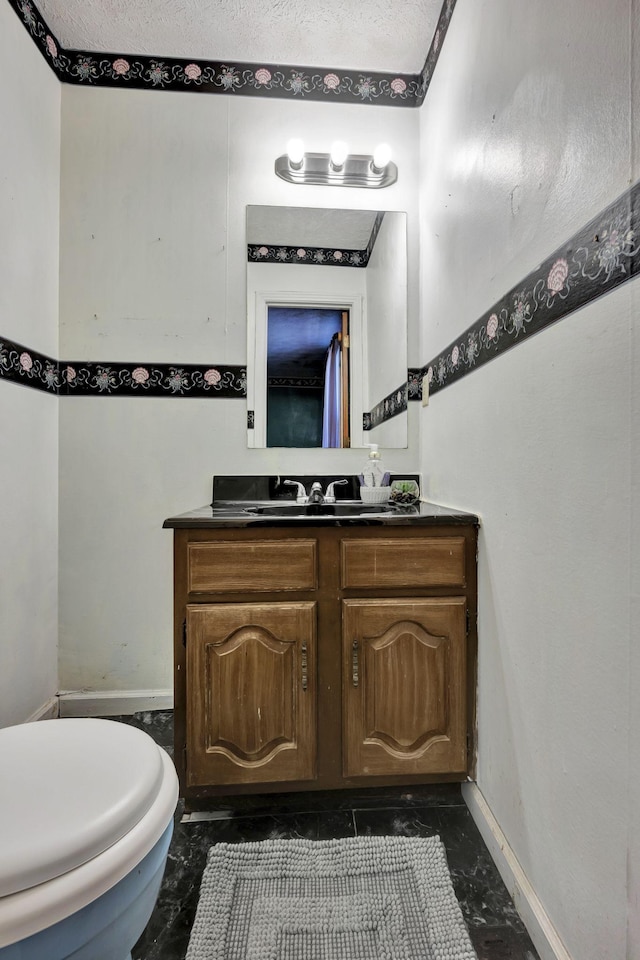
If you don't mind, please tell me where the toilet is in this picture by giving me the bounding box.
[0,717,178,960]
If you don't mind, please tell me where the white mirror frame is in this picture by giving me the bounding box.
[247,289,365,449]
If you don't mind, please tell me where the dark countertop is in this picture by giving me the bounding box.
[163,500,479,529]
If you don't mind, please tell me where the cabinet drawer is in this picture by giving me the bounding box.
[341,537,466,589]
[188,539,317,593]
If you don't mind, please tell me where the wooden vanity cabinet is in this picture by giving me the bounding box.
[171,523,477,805]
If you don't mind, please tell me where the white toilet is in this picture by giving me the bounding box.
[0,717,178,960]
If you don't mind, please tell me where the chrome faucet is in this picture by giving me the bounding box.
[324,479,348,503]
[283,479,307,503]
[283,478,348,505]
[307,482,325,505]
[308,479,349,505]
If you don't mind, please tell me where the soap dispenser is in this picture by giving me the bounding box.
[359,444,391,502]
[362,444,384,487]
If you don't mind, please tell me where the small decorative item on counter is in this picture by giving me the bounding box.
[389,479,420,507]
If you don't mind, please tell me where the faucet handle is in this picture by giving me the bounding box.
[324,479,348,503]
[283,479,307,503]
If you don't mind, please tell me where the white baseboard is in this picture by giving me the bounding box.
[462,782,573,960]
[58,689,174,717]
[26,696,60,722]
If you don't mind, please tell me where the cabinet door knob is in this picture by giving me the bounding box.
[301,641,308,691]
[352,639,359,687]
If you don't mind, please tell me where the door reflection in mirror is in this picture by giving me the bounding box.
[266,306,350,448]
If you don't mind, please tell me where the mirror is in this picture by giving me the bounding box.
[246,205,408,448]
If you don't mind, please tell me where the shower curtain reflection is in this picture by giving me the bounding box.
[322,334,341,448]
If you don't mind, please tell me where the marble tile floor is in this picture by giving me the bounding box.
[107,711,539,960]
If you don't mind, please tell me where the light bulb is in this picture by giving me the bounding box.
[330,140,349,170]
[286,138,305,169]
[372,143,392,172]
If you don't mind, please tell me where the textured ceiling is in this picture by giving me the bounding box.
[247,207,380,249]
[37,0,443,73]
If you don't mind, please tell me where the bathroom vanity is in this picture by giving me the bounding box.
[164,482,478,808]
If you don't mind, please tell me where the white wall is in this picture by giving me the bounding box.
[58,89,420,693]
[627,9,640,944]
[629,273,640,960]
[247,262,366,314]
[366,212,407,403]
[0,2,60,726]
[417,0,636,957]
[366,211,408,447]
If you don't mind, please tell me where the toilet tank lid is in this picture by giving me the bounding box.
[0,718,166,898]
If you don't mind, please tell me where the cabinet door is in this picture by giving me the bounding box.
[186,602,316,787]
[343,598,467,777]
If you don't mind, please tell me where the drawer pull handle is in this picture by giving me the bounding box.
[352,640,359,687]
[301,642,308,691]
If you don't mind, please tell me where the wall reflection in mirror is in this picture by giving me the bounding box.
[246,205,408,449]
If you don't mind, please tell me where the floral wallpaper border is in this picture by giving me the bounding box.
[268,376,324,389]
[407,368,423,401]
[8,0,457,107]
[410,180,640,401]
[248,244,372,268]
[0,341,247,398]
[417,0,457,106]
[0,337,60,394]
[61,360,246,397]
[363,381,408,431]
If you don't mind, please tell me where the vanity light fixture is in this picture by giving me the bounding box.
[329,140,349,172]
[276,141,397,189]
[371,143,392,174]
[286,138,305,171]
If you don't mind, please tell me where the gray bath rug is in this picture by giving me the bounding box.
[186,835,477,960]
